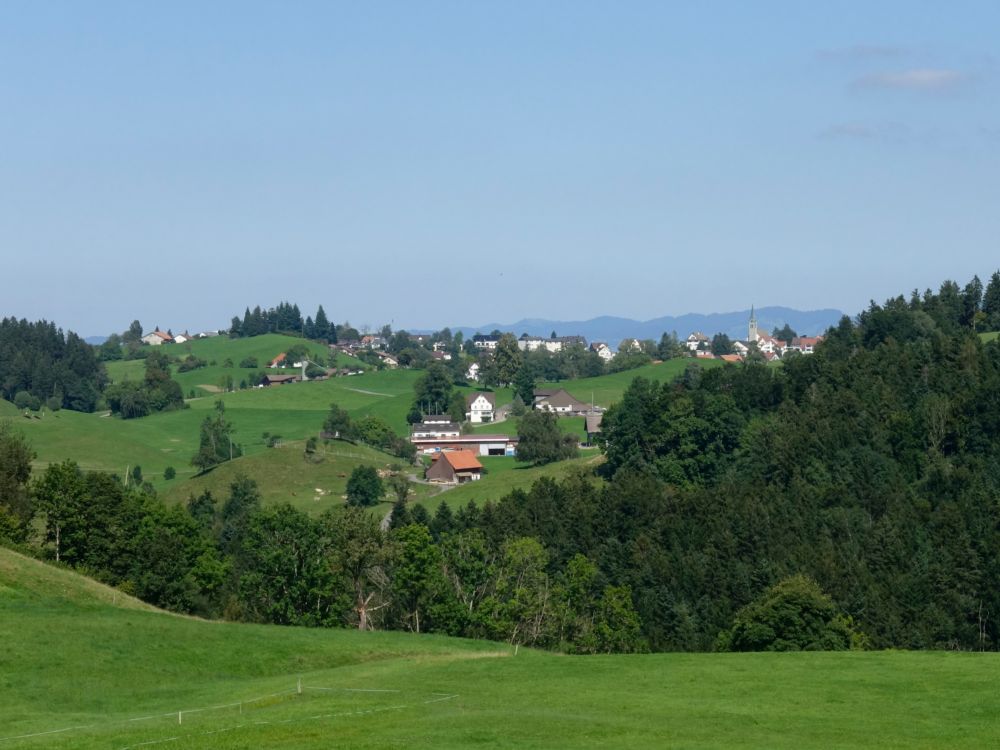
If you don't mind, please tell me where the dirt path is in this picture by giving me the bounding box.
[345,387,394,397]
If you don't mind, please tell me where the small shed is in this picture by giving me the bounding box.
[585,413,603,445]
[262,374,298,386]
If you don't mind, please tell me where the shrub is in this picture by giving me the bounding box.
[720,575,865,652]
[346,466,384,507]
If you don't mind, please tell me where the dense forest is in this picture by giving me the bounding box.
[2,275,1000,653]
[0,318,106,411]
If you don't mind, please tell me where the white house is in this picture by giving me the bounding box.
[685,332,709,351]
[589,342,614,361]
[173,334,190,344]
[466,361,481,381]
[755,333,781,355]
[518,334,587,353]
[472,334,501,350]
[141,330,173,346]
[465,392,496,423]
[376,351,399,368]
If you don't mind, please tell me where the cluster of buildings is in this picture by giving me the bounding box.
[683,309,823,362]
[140,329,220,346]
[471,333,614,362]
[408,386,604,483]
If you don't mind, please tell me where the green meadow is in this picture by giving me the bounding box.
[159,440,437,515]
[104,334,364,397]
[3,347,723,515]
[981,331,999,343]
[536,357,713,406]
[2,546,998,749]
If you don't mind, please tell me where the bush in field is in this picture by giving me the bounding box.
[346,466,384,507]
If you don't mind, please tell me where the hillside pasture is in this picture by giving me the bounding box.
[104,334,364,397]
[534,357,719,408]
[2,546,998,749]
[160,439,434,514]
[3,367,422,487]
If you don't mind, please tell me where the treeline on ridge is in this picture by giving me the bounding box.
[0,318,106,412]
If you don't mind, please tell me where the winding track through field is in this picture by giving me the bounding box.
[344,387,395,397]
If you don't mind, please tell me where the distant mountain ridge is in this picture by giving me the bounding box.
[442,307,846,347]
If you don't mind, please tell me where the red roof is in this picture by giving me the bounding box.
[442,450,482,471]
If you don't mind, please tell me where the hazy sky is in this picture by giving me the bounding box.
[2,2,998,335]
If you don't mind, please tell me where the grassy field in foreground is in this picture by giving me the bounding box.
[981,331,999,343]
[2,546,999,749]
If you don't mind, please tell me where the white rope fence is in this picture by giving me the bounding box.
[0,679,458,749]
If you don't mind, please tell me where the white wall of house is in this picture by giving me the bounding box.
[467,394,495,423]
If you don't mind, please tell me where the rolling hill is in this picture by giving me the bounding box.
[2,546,997,748]
[4,346,715,509]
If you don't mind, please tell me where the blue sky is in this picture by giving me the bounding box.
[1,2,998,335]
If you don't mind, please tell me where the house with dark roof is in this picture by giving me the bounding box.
[425,450,483,484]
[533,388,589,415]
[685,332,710,351]
[261,373,299,386]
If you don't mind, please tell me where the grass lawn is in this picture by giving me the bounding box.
[981,331,998,343]
[2,546,998,749]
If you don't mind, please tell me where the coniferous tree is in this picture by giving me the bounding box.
[982,271,1000,330]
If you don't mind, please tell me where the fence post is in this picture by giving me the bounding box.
[178,711,182,725]
[297,677,302,695]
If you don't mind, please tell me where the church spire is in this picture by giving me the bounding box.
[749,305,758,342]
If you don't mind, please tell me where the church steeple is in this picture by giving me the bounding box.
[749,305,758,342]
